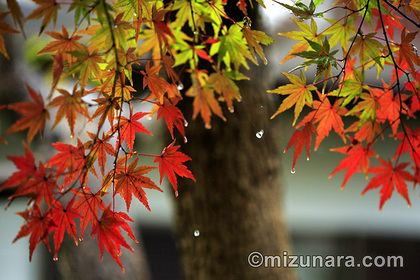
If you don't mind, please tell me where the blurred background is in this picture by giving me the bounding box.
[1,1,420,280]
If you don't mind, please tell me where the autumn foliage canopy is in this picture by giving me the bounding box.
[0,0,420,272]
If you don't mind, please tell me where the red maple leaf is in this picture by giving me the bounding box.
[362,158,414,210]
[46,139,96,187]
[71,187,106,239]
[329,141,377,189]
[112,111,152,152]
[113,157,162,211]
[86,132,116,176]
[13,205,55,261]
[9,161,59,207]
[52,198,81,260]
[90,205,137,273]
[5,84,50,143]
[154,140,195,195]
[0,145,36,193]
[156,97,186,141]
[284,121,317,173]
[397,29,420,75]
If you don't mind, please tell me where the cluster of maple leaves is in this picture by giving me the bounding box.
[274,0,420,210]
[0,0,274,272]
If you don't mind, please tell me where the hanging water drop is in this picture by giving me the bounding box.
[205,123,212,129]
[79,238,83,242]
[263,57,268,65]
[53,256,58,261]
[256,130,264,139]
[307,156,310,161]
[147,116,153,120]
[177,83,184,90]
[184,119,189,127]
[184,136,188,143]
[194,230,200,237]
[228,106,234,113]
[291,168,295,174]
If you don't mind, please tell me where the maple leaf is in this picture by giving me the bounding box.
[323,16,358,53]
[48,85,91,138]
[345,90,380,127]
[5,85,50,143]
[85,132,116,176]
[13,205,55,261]
[155,97,187,141]
[72,187,106,239]
[284,121,317,173]
[397,29,420,75]
[297,93,348,150]
[268,71,316,125]
[38,25,84,66]
[0,145,36,193]
[154,140,195,196]
[375,81,409,135]
[113,157,162,211]
[25,0,60,35]
[52,198,81,260]
[348,32,383,68]
[6,0,25,35]
[372,7,403,41]
[90,205,137,273]
[9,161,59,207]
[67,47,105,89]
[393,126,420,166]
[329,142,377,189]
[362,159,414,210]
[208,70,249,113]
[278,18,323,64]
[111,111,152,152]
[0,12,20,59]
[141,62,169,104]
[46,139,97,187]
[92,94,121,128]
[242,22,274,65]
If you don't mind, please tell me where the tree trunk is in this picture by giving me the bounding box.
[174,76,296,279]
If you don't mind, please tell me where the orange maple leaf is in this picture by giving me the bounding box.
[5,85,50,143]
[397,29,420,75]
[297,93,348,150]
[0,12,20,59]
[48,85,91,138]
[329,142,377,189]
[25,0,60,34]
[362,158,414,210]
[113,157,162,211]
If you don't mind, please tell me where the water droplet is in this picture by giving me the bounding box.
[177,83,184,90]
[291,168,296,174]
[263,57,268,65]
[175,190,179,197]
[70,134,74,139]
[147,116,153,120]
[205,123,212,129]
[53,256,58,261]
[228,106,234,113]
[193,31,198,35]
[260,105,263,108]
[307,157,310,161]
[184,119,189,127]
[184,136,188,143]
[79,238,82,242]
[194,230,200,237]
[256,130,264,139]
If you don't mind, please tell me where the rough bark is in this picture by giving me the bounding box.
[174,77,296,279]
